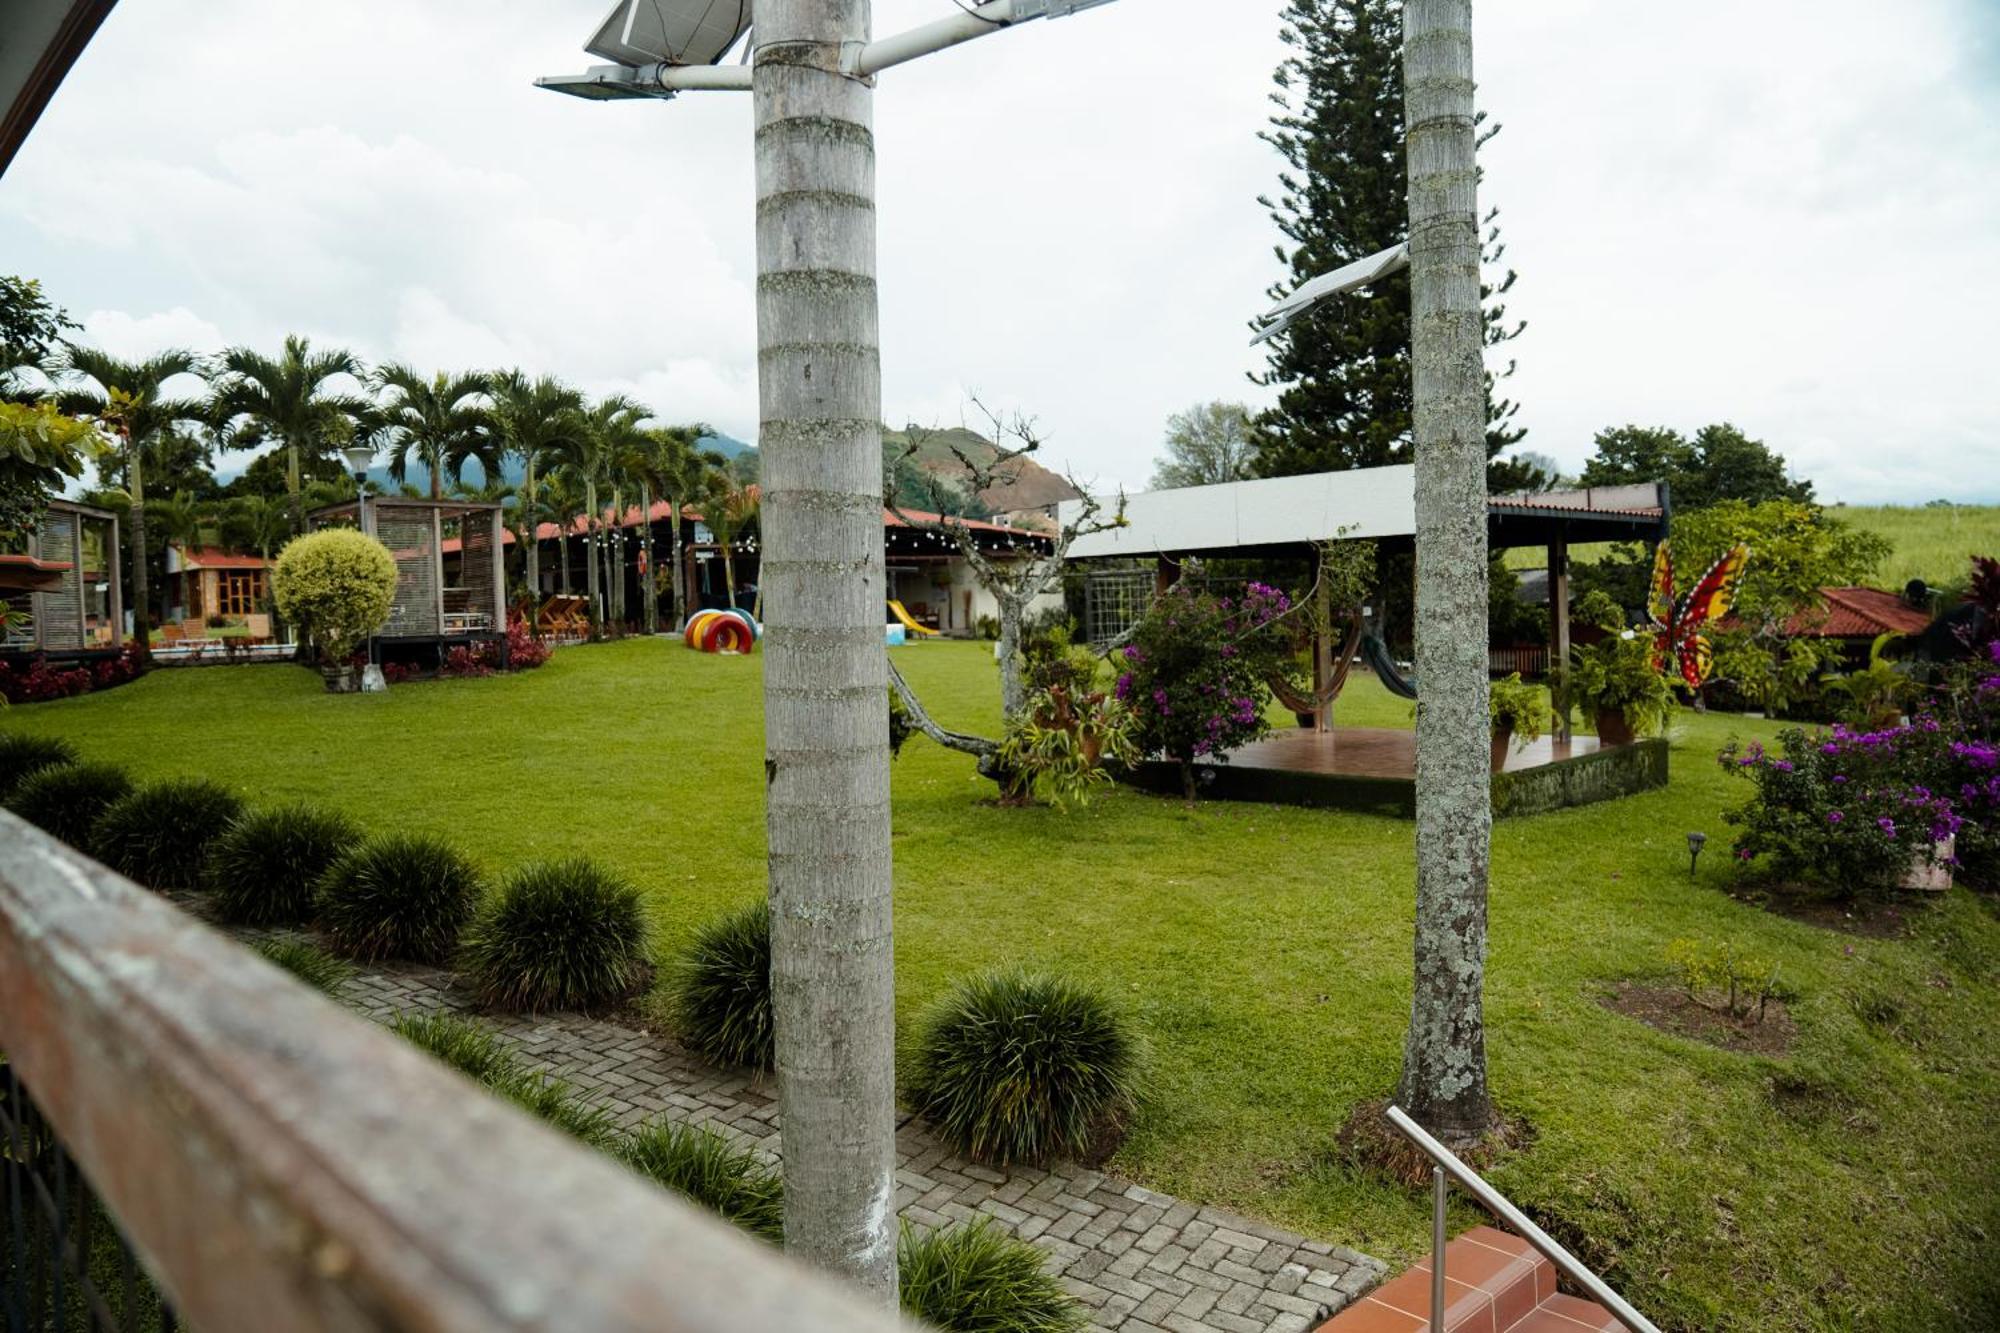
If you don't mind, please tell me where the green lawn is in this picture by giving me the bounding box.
[8,641,1998,1331]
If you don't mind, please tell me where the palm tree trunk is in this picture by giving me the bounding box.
[126,434,152,665]
[583,479,602,630]
[430,445,443,501]
[640,479,658,634]
[669,492,686,628]
[754,0,898,1300]
[286,440,303,534]
[524,460,541,595]
[1396,0,1497,1147]
[722,534,737,611]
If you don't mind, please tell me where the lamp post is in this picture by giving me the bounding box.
[342,442,376,670]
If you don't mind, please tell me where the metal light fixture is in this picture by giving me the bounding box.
[1686,831,1707,878]
[342,443,375,479]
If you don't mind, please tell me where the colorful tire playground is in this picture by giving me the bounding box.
[683,609,760,654]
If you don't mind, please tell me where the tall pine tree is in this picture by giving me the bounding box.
[1254,0,1529,489]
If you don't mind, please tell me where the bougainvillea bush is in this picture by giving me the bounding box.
[1116,581,1291,800]
[1721,640,2000,896]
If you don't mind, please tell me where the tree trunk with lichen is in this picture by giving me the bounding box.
[1396,0,1498,1147]
[754,0,899,1304]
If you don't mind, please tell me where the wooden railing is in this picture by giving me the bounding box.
[0,810,901,1333]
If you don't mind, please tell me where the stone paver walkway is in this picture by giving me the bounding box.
[340,960,1386,1333]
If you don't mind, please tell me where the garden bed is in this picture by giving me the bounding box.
[1600,980,1796,1056]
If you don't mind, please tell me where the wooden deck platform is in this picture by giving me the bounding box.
[1121,726,1668,818]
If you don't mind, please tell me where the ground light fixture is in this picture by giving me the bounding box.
[1686,830,1707,878]
[536,0,1122,100]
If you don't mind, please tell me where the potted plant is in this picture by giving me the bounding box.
[1562,630,1674,744]
[1488,672,1549,770]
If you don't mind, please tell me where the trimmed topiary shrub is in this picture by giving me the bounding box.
[0,732,77,803]
[256,937,355,997]
[461,856,650,1012]
[389,1010,617,1148]
[906,970,1139,1168]
[209,803,361,925]
[8,761,131,850]
[317,833,481,962]
[270,527,398,665]
[620,1120,784,1242]
[91,777,246,890]
[898,1218,1086,1333]
[670,901,772,1070]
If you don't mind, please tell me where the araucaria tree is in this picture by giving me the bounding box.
[1256,0,1528,490]
[753,0,899,1300]
[1398,0,1500,1146]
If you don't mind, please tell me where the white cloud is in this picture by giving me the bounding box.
[4,0,1997,503]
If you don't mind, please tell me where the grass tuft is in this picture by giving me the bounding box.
[209,803,361,925]
[255,937,355,997]
[898,1218,1087,1333]
[389,1010,618,1149]
[670,901,773,1071]
[7,761,131,851]
[91,777,245,890]
[317,833,481,962]
[907,970,1138,1169]
[619,1119,784,1242]
[0,732,77,804]
[461,856,650,1012]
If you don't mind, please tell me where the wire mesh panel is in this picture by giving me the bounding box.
[458,514,498,633]
[1085,567,1155,646]
[373,505,439,637]
[31,510,83,653]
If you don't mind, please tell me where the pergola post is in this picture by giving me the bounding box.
[1548,532,1570,743]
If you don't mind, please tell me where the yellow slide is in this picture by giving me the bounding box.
[887,599,941,637]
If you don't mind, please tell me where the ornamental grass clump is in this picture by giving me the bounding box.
[0,732,77,803]
[907,970,1139,1168]
[317,832,481,962]
[620,1120,784,1242]
[461,857,650,1012]
[256,937,355,998]
[7,761,130,850]
[390,1010,618,1149]
[898,1218,1086,1333]
[671,901,773,1070]
[208,802,360,925]
[92,777,245,890]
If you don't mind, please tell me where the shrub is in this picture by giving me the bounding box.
[898,1218,1086,1333]
[1489,672,1549,742]
[461,857,650,1012]
[271,527,398,662]
[256,938,355,997]
[7,761,130,849]
[0,731,76,802]
[1665,937,1784,1024]
[0,656,94,705]
[995,683,1141,809]
[671,901,773,1070]
[390,1010,617,1148]
[907,970,1139,1168]
[620,1120,784,1242]
[92,778,245,890]
[208,803,360,925]
[317,833,482,962]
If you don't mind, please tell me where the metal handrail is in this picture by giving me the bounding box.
[1385,1104,1661,1333]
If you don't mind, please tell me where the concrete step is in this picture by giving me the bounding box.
[1314,1225,1625,1333]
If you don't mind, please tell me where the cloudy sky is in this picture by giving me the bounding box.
[4,0,1997,502]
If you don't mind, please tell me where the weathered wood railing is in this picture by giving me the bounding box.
[0,809,903,1332]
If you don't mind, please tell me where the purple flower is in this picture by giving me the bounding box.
[1114,671,1133,701]
[1773,760,1794,772]
[1877,817,1897,837]
[1827,810,1844,824]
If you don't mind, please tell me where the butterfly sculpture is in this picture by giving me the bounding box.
[1647,542,1750,689]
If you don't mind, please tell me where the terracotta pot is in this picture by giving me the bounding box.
[1490,726,1514,772]
[1595,709,1635,746]
[1902,837,1955,893]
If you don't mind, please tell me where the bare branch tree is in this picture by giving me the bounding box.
[884,401,1126,723]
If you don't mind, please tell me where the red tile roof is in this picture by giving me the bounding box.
[172,546,268,570]
[1783,587,1933,639]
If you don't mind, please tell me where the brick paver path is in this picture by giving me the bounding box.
[340,960,1386,1332]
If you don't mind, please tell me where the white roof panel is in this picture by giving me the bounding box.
[1061,465,1419,560]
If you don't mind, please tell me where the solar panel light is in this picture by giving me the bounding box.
[1011,0,1122,16]
[585,0,752,68]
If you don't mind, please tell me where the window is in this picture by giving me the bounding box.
[217,571,264,617]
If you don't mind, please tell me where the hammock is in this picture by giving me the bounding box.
[1361,633,1419,700]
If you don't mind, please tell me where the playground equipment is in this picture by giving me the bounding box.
[887,599,940,638]
[683,608,759,654]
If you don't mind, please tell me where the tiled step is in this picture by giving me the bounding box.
[1314,1225,1625,1333]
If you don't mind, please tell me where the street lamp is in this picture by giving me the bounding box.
[342,442,377,674]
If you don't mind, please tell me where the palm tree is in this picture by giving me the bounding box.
[637,425,721,633]
[553,394,650,629]
[1398,0,1499,1147]
[375,365,495,500]
[209,335,369,534]
[53,345,205,662]
[700,473,759,614]
[489,372,585,598]
[220,493,291,566]
[147,489,207,618]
